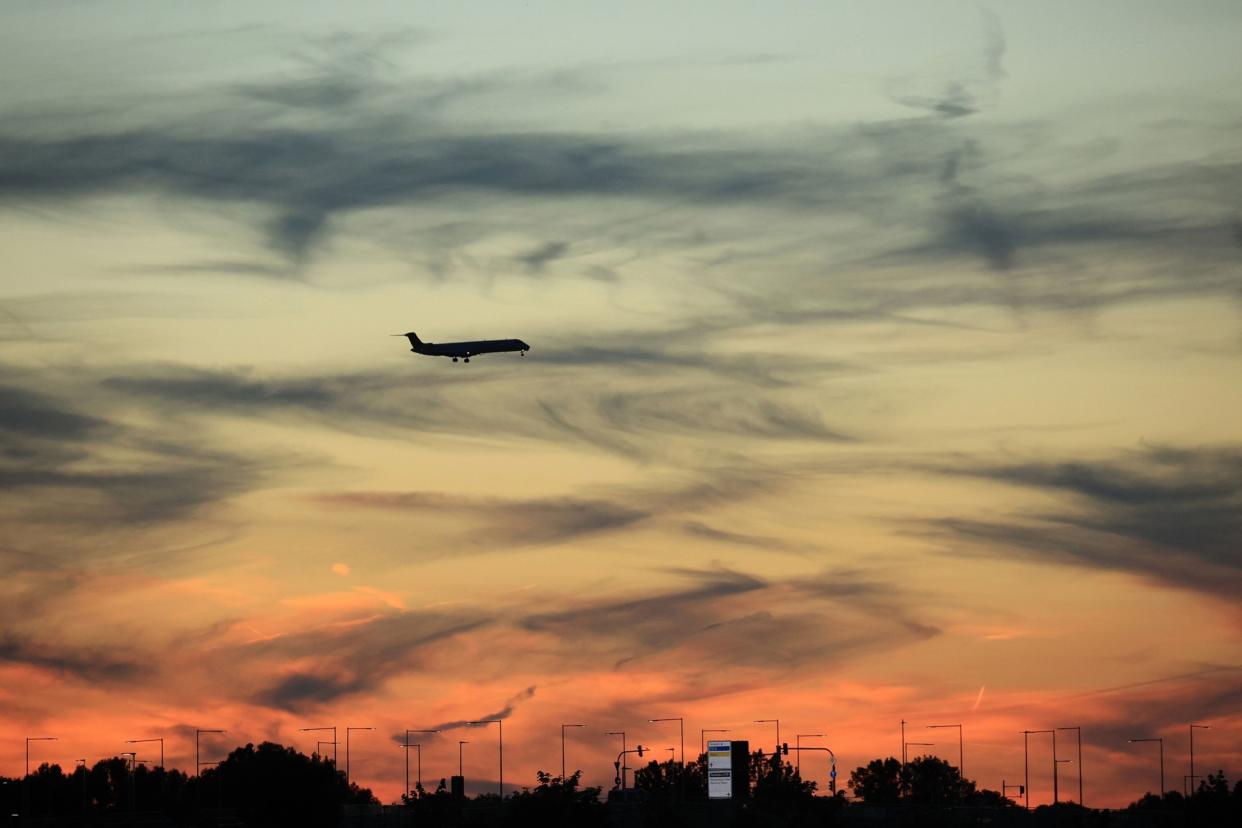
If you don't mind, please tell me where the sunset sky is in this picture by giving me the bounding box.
[2,0,1241,808]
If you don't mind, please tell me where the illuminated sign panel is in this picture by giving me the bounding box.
[707,740,732,799]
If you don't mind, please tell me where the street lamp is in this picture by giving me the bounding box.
[399,743,420,799]
[299,727,337,766]
[561,724,586,779]
[754,720,780,755]
[25,737,57,778]
[927,724,964,782]
[195,729,226,779]
[1021,730,1053,811]
[404,730,439,796]
[649,718,684,767]
[345,727,373,787]
[466,720,503,797]
[1189,725,1209,795]
[126,738,164,770]
[701,729,730,758]
[25,737,57,818]
[904,738,934,795]
[795,734,823,775]
[76,759,87,816]
[1128,738,1164,800]
[1053,729,1083,804]
[1055,759,1074,802]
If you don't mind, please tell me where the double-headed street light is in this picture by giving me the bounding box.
[466,720,503,797]
[561,724,586,779]
[1128,738,1164,800]
[649,718,684,767]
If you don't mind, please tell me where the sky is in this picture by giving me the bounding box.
[2,0,1241,809]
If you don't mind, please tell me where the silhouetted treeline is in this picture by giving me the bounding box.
[0,741,374,826]
[2,744,1240,827]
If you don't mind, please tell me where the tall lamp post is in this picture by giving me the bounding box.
[927,724,964,782]
[404,730,439,796]
[458,741,469,778]
[904,738,934,797]
[754,720,780,755]
[701,729,729,758]
[1021,730,1053,811]
[195,730,226,778]
[649,718,684,767]
[795,734,823,776]
[399,743,420,799]
[1128,738,1164,801]
[345,727,373,787]
[561,724,586,779]
[25,736,57,818]
[1055,759,1074,803]
[1056,726,1082,806]
[905,741,934,758]
[25,736,58,778]
[76,758,87,817]
[299,727,336,766]
[466,720,503,797]
[1189,725,1209,795]
[605,732,628,789]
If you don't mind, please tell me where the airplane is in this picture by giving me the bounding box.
[393,331,530,363]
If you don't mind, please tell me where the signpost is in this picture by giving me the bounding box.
[707,740,733,799]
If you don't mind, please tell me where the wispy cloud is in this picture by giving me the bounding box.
[927,445,1242,599]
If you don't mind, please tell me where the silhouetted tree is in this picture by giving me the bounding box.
[902,755,974,805]
[848,757,902,804]
[202,741,375,827]
[849,755,979,806]
[507,770,605,827]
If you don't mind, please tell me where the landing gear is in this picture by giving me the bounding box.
[520,350,526,357]
[464,357,470,363]
[452,357,458,362]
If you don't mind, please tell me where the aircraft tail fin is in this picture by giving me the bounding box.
[391,331,423,345]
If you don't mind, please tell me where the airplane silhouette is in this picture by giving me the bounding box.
[394,331,530,363]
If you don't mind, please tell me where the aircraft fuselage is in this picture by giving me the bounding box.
[399,332,529,362]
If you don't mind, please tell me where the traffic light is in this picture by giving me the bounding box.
[780,743,789,756]
[1019,785,1025,795]
[636,745,645,758]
